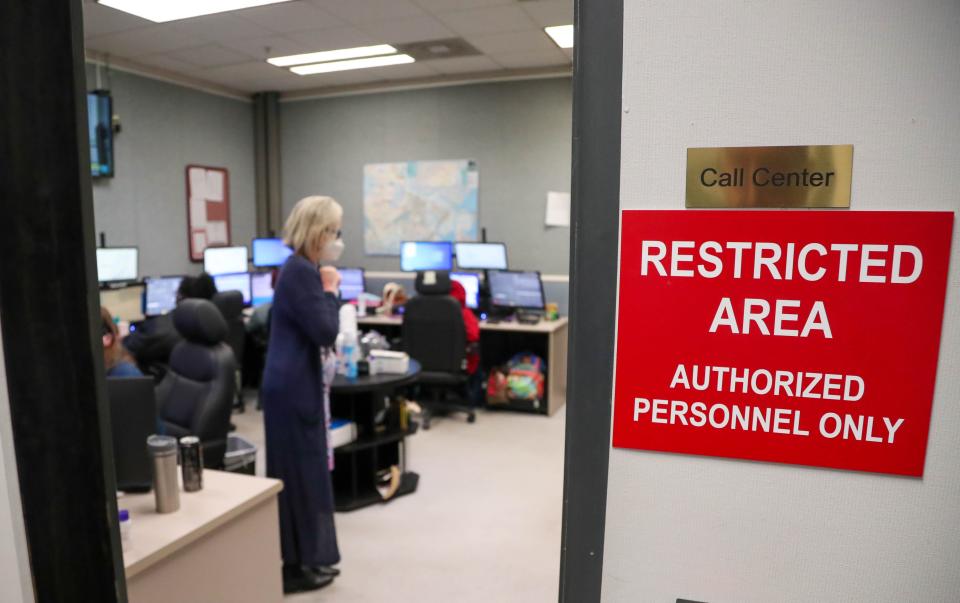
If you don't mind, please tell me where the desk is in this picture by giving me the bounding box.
[357,315,569,415]
[330,361,421,511]
[122,470,283,603]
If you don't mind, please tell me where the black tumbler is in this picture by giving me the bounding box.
[179,436,203,492]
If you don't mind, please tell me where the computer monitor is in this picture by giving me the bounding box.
[339,268,365,301]
[451,272,480,310]
[400,241,453,272]
[106,377,157,493]
[213,272,252,306]
[488,270,546,311]
[250,271,275,306]
[454,242,508,270]
[252,238,293,268]
[143,276,184,317]
[96,247,138,283]
[204,246,248,276]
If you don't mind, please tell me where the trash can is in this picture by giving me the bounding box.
[223,434,257,475]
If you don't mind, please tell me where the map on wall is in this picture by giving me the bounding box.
[364,160,479,255]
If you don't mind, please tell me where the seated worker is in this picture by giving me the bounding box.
[449,280,482,404]
[124,273,217,376]
[101,306,142,378]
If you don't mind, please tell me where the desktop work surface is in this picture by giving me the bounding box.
[122,470,283,603]
[358,315,568,415]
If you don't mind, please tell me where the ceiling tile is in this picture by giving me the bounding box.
[425,55,501,75]
[370,61,440,81]
[82,3,150,38]
[413,0,513,11]
[488,49,569,69]
[519,0,573,28]
[85,26,198,57]
[468,30,556,55]
[309,0,425,25]
[167,44,252,68]
[126,54,204,74]
[436,5,536,37]
[356,15,455,45]
[284,26,378,50]
[201,61,293,84]
[164,13,274,43]
[237,1,344,33]
[219,35,313,60]
[288,68,386,87]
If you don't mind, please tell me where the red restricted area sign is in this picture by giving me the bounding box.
[612,210,953,476]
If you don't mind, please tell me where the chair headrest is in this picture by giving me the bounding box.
[212,290,244,320]
[173,299,228,345]
[415,271,451,295]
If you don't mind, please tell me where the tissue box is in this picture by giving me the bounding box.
[330,419,357,448]
[369,349,410,374]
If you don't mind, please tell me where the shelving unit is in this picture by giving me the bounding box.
[329,361,421,512]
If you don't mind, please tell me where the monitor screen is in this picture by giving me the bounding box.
[204,246,248,276]
[96,247,138,283]
[88,91,114,178]
[143,276,183,316]
[400,241,453,272]
[454,242,508,270]
[339,268,365,301]
[250,272,274,306]
[252,238,293,267]
[213,272,251,305]
[451,272,480,310]
[488,270,545,310]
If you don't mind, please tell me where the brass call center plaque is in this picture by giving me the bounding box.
[686,145,853,208]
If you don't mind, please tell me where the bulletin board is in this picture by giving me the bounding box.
[185,165,231,261]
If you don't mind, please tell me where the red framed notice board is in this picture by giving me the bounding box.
[186,165,231,261]
[612,210,953,476]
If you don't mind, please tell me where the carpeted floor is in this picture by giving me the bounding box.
[232,394,565,602]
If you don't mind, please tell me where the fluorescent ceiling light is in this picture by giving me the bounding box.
[291,54,415,76]
[97,0,294,23]
[545,24,574,49]
[268,45,398,68]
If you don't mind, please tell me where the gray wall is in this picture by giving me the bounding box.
[86,65,256,278]
[604,1,960,602]
[280,78,572,276]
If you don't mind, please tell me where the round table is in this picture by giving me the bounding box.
[330,359,421,392]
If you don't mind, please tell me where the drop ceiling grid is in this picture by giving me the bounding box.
[82,0,573,93]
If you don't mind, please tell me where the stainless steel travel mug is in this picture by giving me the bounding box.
[147,435,180,513]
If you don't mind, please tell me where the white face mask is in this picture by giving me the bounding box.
[320,238,344,262]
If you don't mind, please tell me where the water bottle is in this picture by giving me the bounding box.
[343,330,358,379]
[119,509,132,551]
[335,332,346,376]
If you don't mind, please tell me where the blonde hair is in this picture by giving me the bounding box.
[283,195,343,257]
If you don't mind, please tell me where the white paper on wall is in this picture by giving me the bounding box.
[189,197,207,229]
[545,191,571,227]
[206,170,225,202]
[207,221,228,245]
[192,230,207,254]
[188,167,208,200]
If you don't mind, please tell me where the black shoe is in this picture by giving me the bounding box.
[282,565,333,594]
[311,566,340,577]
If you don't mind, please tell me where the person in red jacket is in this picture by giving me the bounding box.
[449,280,480,376]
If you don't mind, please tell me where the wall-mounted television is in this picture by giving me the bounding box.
[88,90,114,178]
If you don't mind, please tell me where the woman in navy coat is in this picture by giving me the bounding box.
[261,195,345,594]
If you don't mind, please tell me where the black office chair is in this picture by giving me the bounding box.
[403,270,476,429]
[212,290,246,413]
[155,299,236,468]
